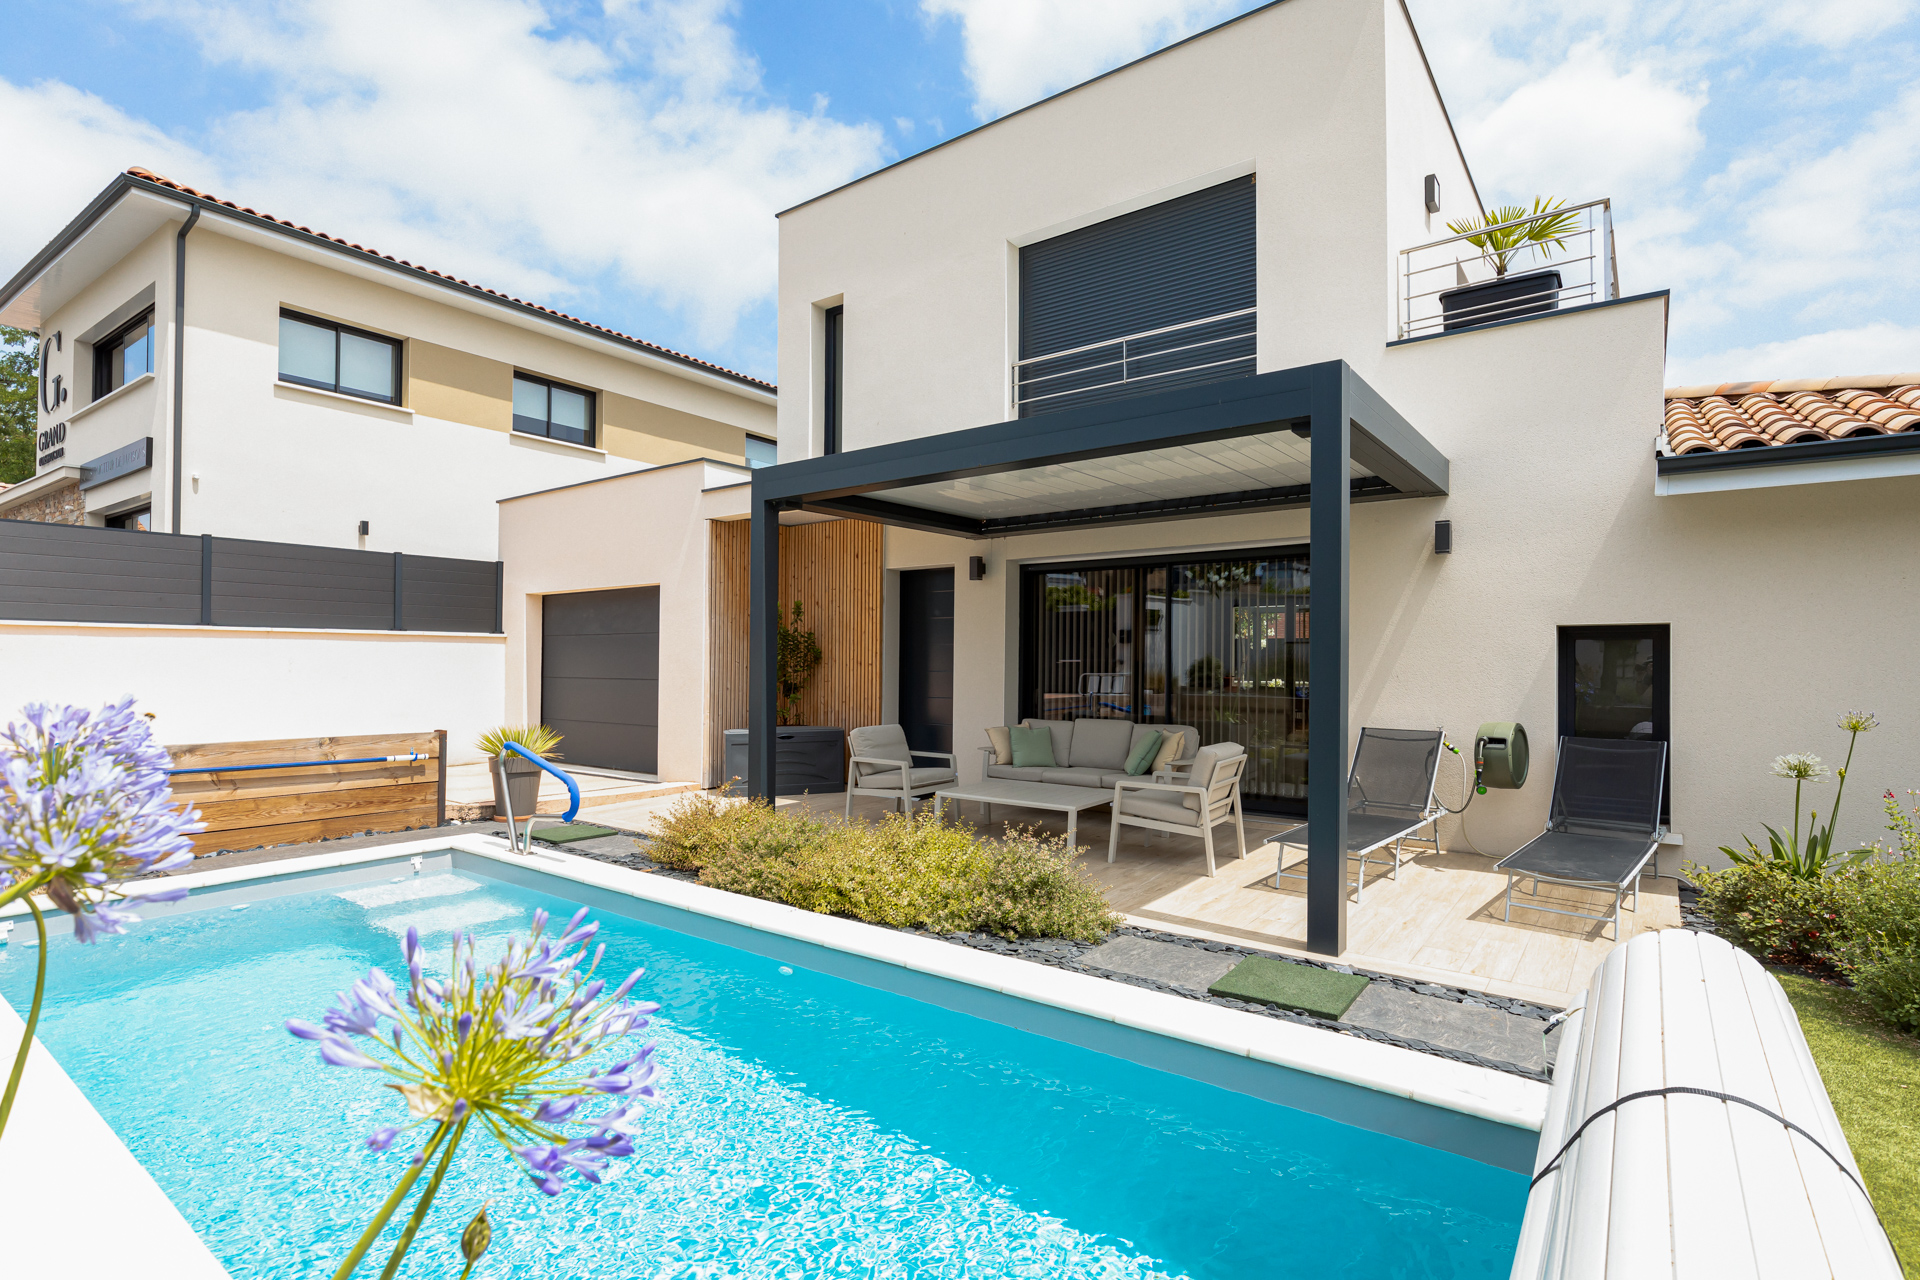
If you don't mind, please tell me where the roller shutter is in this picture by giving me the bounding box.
[540,587,659,775]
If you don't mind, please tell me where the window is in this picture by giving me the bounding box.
[1558,625,1671,819]
[105,507,152,532]
[744,434,777,467]
[92,311,154,400]
[278,310,400,403]
[1021,547,1310,813]
[823,304,843,454]
[512,373,595,447]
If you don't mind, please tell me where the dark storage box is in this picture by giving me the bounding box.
[722,726,846,795]
[1438,268,1562,332]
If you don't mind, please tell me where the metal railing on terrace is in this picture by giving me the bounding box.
[1398,199,1618,341]
[1012,307,1257,417]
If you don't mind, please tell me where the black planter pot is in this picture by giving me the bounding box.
[723,726,847,795]
[1438,268,1563,331]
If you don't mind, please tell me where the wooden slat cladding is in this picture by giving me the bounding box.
[168,731,446,853]
[706,519,883,786]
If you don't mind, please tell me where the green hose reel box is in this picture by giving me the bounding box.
[1475,722,1530,790]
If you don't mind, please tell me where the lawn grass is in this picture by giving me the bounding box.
[1777,971,1920,1275]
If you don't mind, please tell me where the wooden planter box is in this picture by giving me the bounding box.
[722,726,846,795]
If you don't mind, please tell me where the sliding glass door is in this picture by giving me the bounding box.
[1022,547,1309,812]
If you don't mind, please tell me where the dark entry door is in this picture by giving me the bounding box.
[899,569,954,755]
[541,587,659,774]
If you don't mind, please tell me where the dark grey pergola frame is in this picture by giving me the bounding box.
[747,360,1448,956]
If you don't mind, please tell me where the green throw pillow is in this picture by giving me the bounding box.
[1124,730,1164,776]
[1009,725,1057,768]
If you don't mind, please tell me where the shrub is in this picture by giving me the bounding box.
[1831,853,1920,1033]
[1690,860,1845,967]
[649,794,1121,941]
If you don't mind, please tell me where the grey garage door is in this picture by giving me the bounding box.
[541,587,659,774]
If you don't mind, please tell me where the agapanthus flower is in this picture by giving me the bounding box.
[0,698,202,932]
[288,908,661,1232]
[1838,710,1880,734]
[1769,752,1828,782]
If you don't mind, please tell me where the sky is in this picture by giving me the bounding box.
[3,0,1917,387]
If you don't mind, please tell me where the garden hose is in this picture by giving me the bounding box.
[1437,740,1490,857]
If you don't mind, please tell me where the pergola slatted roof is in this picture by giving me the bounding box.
[745,360,1449,957]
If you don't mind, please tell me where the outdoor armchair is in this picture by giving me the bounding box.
[1107,742,1249,877]
[845,724,957,816]
[1267,726,1444,905]
[1494,736,1667,939]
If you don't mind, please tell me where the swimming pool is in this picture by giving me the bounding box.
[2,849,1527,1278]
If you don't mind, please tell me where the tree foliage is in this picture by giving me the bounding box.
[0,326,37,485]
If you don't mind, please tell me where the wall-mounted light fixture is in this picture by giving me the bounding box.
[358,520,371,536]
[1434,519,1452,554]
[968,555,987,581]
[1424,174,1442,215]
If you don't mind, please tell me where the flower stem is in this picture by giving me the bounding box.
[0,901,50,1144]
[331,1121,453,1280]
[375,1115,468,1280]
[0,870,48,912]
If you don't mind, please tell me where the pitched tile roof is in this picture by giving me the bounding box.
[125,168,774,393]
[1661,374,1920,455]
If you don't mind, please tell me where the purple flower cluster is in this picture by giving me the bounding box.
[287,906,661,1197]
[0,699,202,937]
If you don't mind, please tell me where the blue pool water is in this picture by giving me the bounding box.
[1,863,1525,1278]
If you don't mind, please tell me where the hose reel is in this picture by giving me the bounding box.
[1473,721,1530,792]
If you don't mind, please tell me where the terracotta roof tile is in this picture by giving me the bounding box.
[1660,374,1920,455]
[125,167,773,393]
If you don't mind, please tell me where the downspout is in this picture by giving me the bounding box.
[170,204,201,534]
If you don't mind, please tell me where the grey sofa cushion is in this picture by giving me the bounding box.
[1099,771,1136,789]
[1068,718,1134,770]
[854,765,954,790]
[986,764,1050,782]
[1021,719,1074,769]
[848,724,913,777]
[1183,742,1246,811]
[1040,768,1108,788]
[1118,791,1198,825]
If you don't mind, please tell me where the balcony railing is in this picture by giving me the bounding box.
[1012,307,1257,417]
[1398,198,1617,341]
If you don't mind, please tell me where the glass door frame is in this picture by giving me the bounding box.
[1556,623,1672,822]
[1017,542,1310,814]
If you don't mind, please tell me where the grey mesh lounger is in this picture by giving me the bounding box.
[1496,736,1668,939]
[1266,727,1443,905]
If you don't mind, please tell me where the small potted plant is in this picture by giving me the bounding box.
[476,724,563,820]
[723,601,845,794]
[1439,197,1583,331]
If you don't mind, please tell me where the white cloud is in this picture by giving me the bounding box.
[2,0,888,361]
[920,0,1242,121]
[1666,321,1920,385]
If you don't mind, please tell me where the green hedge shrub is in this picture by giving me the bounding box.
[650,793,1122,942]
[1691,862,1845,967]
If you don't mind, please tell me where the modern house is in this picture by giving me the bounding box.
[0,168,776,558]
[485,0,1920,958]
[0,170,775,758]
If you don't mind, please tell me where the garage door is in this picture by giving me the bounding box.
[540,587,659,775]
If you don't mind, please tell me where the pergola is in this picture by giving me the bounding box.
[746,360,1449,956]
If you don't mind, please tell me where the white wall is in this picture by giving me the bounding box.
[0,621,504,762]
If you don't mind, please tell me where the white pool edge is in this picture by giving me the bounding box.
[3,834,1544,1134]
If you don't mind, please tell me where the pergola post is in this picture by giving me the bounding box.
[748,496,781,799]
[1306,363,1350,956]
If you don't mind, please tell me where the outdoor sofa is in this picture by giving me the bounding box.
[977,717,1201,790]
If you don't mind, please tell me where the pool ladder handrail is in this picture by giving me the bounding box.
[494,742,581,854]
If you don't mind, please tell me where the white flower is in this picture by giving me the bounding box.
[1838,710,1880,734]
[1770,752,1829,782]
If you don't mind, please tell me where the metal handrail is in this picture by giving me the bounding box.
[494,741,581,853]
[1397,198,1613,258]
[1012,306,1257,412]
[1012,306,1257,369]
[1397,198,1616,340]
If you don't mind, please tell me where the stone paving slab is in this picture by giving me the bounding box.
[1344,984,1560,1073]
[1081,936,1240,991]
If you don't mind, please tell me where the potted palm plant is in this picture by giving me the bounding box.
[476,724,562,820]
[1439,197,1582,331]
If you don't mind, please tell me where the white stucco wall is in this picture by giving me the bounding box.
[0,621,504,762]
[499,460,750,785]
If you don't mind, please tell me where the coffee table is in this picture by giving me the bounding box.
[931,779,1113,849]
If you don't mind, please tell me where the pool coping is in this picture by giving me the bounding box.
[7,832,1547,1135]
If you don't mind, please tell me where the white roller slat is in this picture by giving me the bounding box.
[1509,930,1899,1280]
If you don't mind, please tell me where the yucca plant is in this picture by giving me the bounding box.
[1721,712,1880,880]
[475,724,564,760]
[1446,197,1583,277]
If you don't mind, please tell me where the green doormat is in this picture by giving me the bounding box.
[529,823,619,844]
[1208,957,1370,1020]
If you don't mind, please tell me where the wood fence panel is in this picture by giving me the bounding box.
[705,518,884,787]
[168,731,443,853]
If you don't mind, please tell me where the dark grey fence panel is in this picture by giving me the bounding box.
[0,519,201,623]
[401,555,499,633]
[0,520,500,632]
